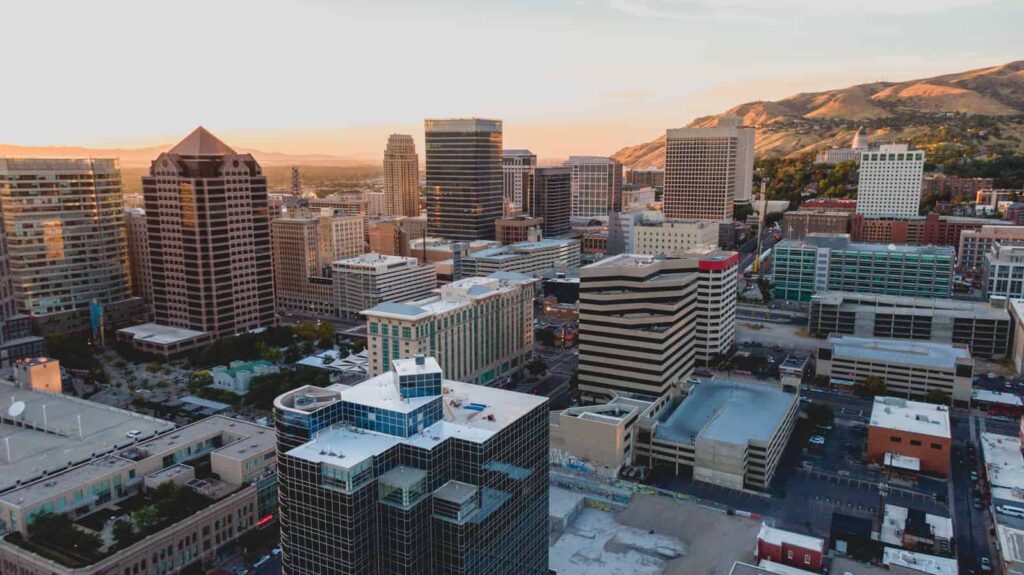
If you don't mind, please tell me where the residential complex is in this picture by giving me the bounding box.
[502,149,536,215]
[632,219,719,256]
[532,167,572,237]
[382,134,420,217]
[271,210,364,315]
[815,335,974,403]
[772,234,954,302]
[921,173,993,201]
[459,237,581,278]
[125,207,153,305]
[0,158,134,334]
[866,396,951,477]
[424,118,503,240]
[855,144,925,217]
[663,116,755,221]
[808,291,1012,359]
[118,128,275,356]
[566,156,623,218]
[959,225,1024,273]
[363,272,536,385]
[274,356,549,574]
[331,253,437,317]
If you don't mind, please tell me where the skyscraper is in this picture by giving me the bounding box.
[566,156,623,218]
[275,355,549,575]
[125,127,275,354]
[502,149,536,216]
[663,116,754,221]
[125,207,153,305]
[425,118,503,240]
[0,158,134,333]
[856,144,925,217]
[532,167,572,237]
[383,134,420,217]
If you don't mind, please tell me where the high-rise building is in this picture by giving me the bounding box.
[532,167,572,237]
[689,249,739,365]
[425,118,503,240]
[125,207,153,305]
[274,356,549,575]
[567,156,623,218]
[663,117,754,221]
[383,134,421,217]
[502,149,536,215]
[856,144,925,217]
[272,210,364,315]
[578,254,699,401]
[364,272,536,385]
[119,128,275,356]
[332,253,437,317]
[0,158,134,334]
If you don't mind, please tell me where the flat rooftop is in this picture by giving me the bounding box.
[882,548,957,575]
[981,432,1024,492]
[757,524,824,551]
[869,397,951,439]
[828,335,970,371]
[364,273,535,319]
[779,234,955,257]
[972,389,1024,407]
[116,323,208,345]
[656,380,796,445]
[0,382,174,493]
[813,291,1010,321]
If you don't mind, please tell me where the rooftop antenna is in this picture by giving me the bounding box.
[291,167,301,196]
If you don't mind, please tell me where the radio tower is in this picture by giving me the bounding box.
[291,166,301,196]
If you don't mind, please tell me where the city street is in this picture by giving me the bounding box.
[532,344,578,409]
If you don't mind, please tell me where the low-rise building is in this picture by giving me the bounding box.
[115,323,214,360]
[866,397,951,477]
[459,237,580,278]
[549,396,656,477]
[816,336,973,404]
[958,225,1024,274]
[495,215,543,244]
[881,548,958,575]
[808,292,1012,359]
[781,211,852,239]
[984,242,1024,299]
[632,219,719,256]
[980,432,1024,575]
[209,359,279,395]
[880,504,953,557]
[13,357,62,394]
[635,379,798,491]
[331,253,437,317]
[756,524,826,572]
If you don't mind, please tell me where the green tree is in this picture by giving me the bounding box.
[757,277,773,303]
[112,519,137,549]
[926,389,952,406]
[132,505,160,532]
[856,376,887,397]
[805,402,835,428]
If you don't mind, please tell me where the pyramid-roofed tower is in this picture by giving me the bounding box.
[168,126,236,156]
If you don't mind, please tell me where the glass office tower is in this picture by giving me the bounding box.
[424,119,503,241]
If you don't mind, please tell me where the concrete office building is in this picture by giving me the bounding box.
[816,335,974,404]
[959,225,1024,273]
[632,219,719,256]
[125,207,153,306]
[495,215,543,244]
[781,211,853,239]
[691,250,740,364]
[808,291,1012,359]
[532,167,572,237]
[119,128,275,356]
[383,134,420,217]
[274,356,549,575]
[567,156,623,218]
[866,396,951,477]
[460,237,580,278]
[1010,300,1024,374]
[424,118,503,241]
[363,272,536,385]
[0,158,135,334]
[549,396,656,477]
[856,144,926,217]
[272,211,364,315]
[984,242,1024,299]
[663,116,755,221]
[772,234,954,302]
[578,254,699,401]
[332,253,437,317]
[502,149,536,216]
[635,379,798,491]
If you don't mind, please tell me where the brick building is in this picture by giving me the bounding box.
[866,397,951,477]
[756,524,826,571]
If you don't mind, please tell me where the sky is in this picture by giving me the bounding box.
[2,0,1022,161]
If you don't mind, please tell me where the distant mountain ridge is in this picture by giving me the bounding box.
[613,61,1024,168]
[0,143,369,168]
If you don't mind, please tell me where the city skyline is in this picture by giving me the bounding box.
[2,1,1021,160]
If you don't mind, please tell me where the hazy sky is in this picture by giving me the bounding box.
[3,0,1022,160]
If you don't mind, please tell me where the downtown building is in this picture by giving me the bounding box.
[531,167,572,237]
[272,210,364,316]
[331,253,437,317]
[363,272,536,386]
[459,237,581,278]
[125,207,153,305]
[383,134,420,217]
[274,356,549,575]
[566,156,623,218]
[117,128,275,357]
[424,118,503,241]
[0,158,139,335]
[632,219,720,256]
[960,225,1024,274]
[855,144,926,217]
[663,116,754,221]
[502,149,536,216]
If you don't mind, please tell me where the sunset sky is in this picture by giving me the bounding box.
[4,0,1022,161]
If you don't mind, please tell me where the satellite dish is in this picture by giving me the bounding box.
[9,401,25,417]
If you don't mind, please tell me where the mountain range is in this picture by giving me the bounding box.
[0,143,365,169]
[612,61,1024,168]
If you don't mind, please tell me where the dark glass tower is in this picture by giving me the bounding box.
[532,167,572,237]
[425,119,503,241]
[274,356,549,574]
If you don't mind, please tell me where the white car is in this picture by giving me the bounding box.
[809,435,826,445]
[126,430,142,439]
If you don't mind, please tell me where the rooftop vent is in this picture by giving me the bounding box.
[415,354,425,366]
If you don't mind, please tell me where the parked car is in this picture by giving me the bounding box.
[974,497,984,510]
[970,471,979,482]
[980,557,992,571]
[809,435,826,446]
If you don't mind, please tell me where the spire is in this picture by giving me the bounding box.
[168,126,236,156]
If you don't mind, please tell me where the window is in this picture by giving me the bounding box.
[787,551,794,560]
[931,443,942,449]
[890,436,902,443]
[910,440,922,446]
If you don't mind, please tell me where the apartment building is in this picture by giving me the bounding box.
[363,272,535,386]
[331,253,437,317]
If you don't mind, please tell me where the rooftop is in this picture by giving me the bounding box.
[332,252,420,271]
[778,234,955,257]
[828,335,971,371]
[812,291,1010,321]
[880,504,953,547]
[363,273,536,320]
[972,389,1024,407]
[882,548,957,575]
[980,432,1024,492]
[168,126,236,156]
[997,524,1024,566]
[116,323,209,345]
[757,524,824,551]
[869,397,951,439]
[656,380,797,445]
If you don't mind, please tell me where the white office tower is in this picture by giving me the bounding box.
[567,156,623,218]
[856,144,925,217]
[663,116,754,221]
